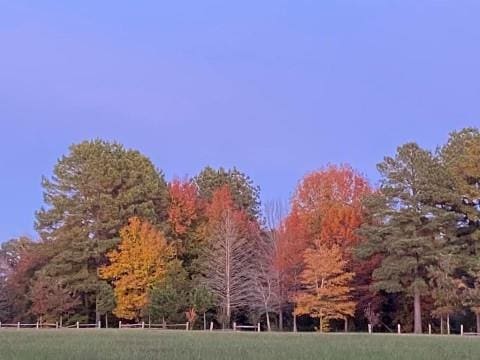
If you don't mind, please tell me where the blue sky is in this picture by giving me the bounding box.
[0,1,479,240]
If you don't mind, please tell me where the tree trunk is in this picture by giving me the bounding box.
[95,299,100,325]
[203,312,207,331]
[60,315,63,328]
[278,308,283,331]
[344,317,348,332]
[265,308,271,332]
[476,313,480,334]
[105,312,109,329]
[447,314,450,335]
[440,316,444,335]
[293,312,297,332]
[413,288,422,334]
[319,316,323,333]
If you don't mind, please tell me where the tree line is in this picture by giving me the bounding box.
[0,127,479,334]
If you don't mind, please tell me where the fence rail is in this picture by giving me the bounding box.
[1,320,477,335]
[118,321,189,330]
[233,322,261,332]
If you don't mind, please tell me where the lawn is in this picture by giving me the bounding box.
[0,330,479,360]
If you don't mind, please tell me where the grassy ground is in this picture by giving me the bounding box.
[1,330,480,360]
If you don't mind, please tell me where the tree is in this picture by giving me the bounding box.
[100,217,175,320]
[0,276,9,322]
[274,209,310,332]
[281,165,370,331]
[357,143,457,333]
[251,231,279,332]
[428,256,464,334]
[148,261,190,325]
[440,128,480,333]
[3,238,50,322]
[96,281,116,328]
[188,286,214,330]
[295,244,355,332]
[441,128,480,208]
[290,164,371,255]
[465,271,480,333]
[0,237,35,271]
[36,140,169,322]
[195,166,261,219]
[167,178,205,272]
[30,275,79,325]
[200,186,257,328]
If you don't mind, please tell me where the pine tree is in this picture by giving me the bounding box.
[195,166,261,219]
[357,143,457,333]
[35,140,169,322]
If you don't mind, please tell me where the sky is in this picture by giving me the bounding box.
[0,1,479,241]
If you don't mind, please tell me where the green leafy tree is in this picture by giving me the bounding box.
[189,285,214,330]
[35,139,169,322]
[428,256,464,334]
[96,281,116,328]
[148,261,190,324]
[0,277,9,322]
[357,143,457,333]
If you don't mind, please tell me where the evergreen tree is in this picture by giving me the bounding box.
[357,143,457,333]
[148,261,190,324]
[35,140,169,322]
[195,166,261,219]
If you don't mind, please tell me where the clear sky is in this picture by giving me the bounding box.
[0,1,479,241]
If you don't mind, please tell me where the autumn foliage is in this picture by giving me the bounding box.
[100,217,175,320]
[295,244,355,331]
[2,129,479,334]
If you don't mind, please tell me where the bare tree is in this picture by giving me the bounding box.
[251,232,279,331]
[202,208,255,328]
[260,200,287,331]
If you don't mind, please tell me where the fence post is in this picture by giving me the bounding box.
[210,322,214,331]
[461,324,464,336]
[397,324,401,334]
[76,321,79,329]
[0,322,2,329]
[186,322,189,331]
[119,321,122,329]
[17,322,20,329]
[98,321,101,329]
[141,322,145,329]
[233,322,237,331]
[257,323,261,332]
[56,322,58,329]
[428,324,431,335]
[368,324,372,334]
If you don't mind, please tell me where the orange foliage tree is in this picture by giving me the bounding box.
[291,164,371,255]
[167,178,204,260]
[100,217,175,320]
[295,244,355,332]
[280,164,371,330]
[274,209,310,331]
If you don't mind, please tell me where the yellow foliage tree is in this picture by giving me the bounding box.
[295,244,355,332]
[100,217,175,320]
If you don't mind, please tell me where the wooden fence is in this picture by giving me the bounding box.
[2,320,479,335]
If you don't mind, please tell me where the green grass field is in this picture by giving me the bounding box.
[1,330,479,360]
